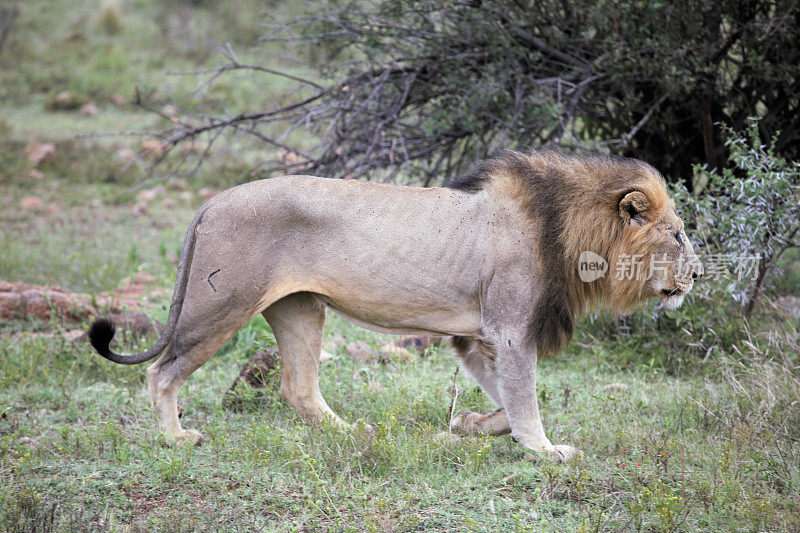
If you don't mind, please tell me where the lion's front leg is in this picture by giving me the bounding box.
[494,336,582,462]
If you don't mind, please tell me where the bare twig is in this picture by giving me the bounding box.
[600,94,668,148]
[447,365,461,432]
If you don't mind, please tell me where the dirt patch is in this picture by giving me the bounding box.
[0,281,97,321]
[1,277,167,338]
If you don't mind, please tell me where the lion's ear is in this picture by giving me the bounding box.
[619,191,650,225]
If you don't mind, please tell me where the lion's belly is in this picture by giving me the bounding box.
[318,293,482,336]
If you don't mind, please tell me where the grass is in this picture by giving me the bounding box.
[1,0,799,531]
[1,313,799,531]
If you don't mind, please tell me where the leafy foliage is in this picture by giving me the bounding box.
[153,0,800,185]
[677,122,800,317]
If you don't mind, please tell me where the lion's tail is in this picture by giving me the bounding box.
[87,205,210,365]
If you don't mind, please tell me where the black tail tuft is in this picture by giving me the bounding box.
[88,318,117,360]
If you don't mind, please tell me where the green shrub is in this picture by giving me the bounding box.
[676,122,800,319]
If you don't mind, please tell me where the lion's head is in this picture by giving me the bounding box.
[600,170,704,313]
[614,189,703,310]
[495,150,704,317]
[452,150,704,356]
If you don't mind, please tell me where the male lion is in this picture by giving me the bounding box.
[89,150,702,461]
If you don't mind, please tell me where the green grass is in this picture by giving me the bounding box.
[1,314,799,531]
[1,0,799,530]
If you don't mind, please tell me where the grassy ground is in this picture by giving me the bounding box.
[2,303,799,531]
[1,1,799,531]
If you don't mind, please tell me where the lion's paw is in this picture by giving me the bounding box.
[551,444,583,463]
[170,429,204,447]
[524,444,583,463]
[449,410,478,434]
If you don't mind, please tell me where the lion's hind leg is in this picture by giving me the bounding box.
[450,336,511,436]
[450,409,511,436]
[262,292,343,427]
[147,303,259,446]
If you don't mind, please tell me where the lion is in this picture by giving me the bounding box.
[88,149,703,462]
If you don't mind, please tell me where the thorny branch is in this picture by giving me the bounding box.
[109,1,799,187]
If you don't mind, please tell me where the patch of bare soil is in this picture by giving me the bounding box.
[1,274,167,340]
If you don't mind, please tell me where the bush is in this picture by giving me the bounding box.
[676,122,800,318]
[150,0,800,186]
[597,123,800,366]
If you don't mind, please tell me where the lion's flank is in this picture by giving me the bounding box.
[449,150,670,357]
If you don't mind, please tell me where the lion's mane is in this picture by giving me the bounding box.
[449,150,673,356]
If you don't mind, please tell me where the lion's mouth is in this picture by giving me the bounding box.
[657,286,688,310]
[660,288,683,297]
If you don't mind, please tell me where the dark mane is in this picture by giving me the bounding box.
[446,155,508,192]
[504,152,577,358]
[452,149,578,356]
[449,149,667,358]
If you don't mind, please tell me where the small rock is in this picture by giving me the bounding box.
[21,287,95,321]
[161,198,175,209]
[62,329,85,342]
[0,283,97,321]
[222,348,280,410]
[135,186,168,204]
[46,204,60,215]
[319,349,334,363]
[110,94,126,106]
[239,349,279,388]
[116,148,136,162]
[346,340,374,363]
[132,202,148,216]
[168,178,188,191]
[27,169,45,181]
[20,196,43,211]
[0,292,24,320]
[47,91,86,111]
[17,437,39,449]
[277,148,304,168]
[136,188,159,202]
[603,383,630,393]
[25,142,58,166]
[80,102,98,116]
[178,191,193,202]
[106,311,165,338]
[396,335,443,353]
[433,431,461,445]
[161,104,179,118]
[378,344,415,364]
[140,139,169,157]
